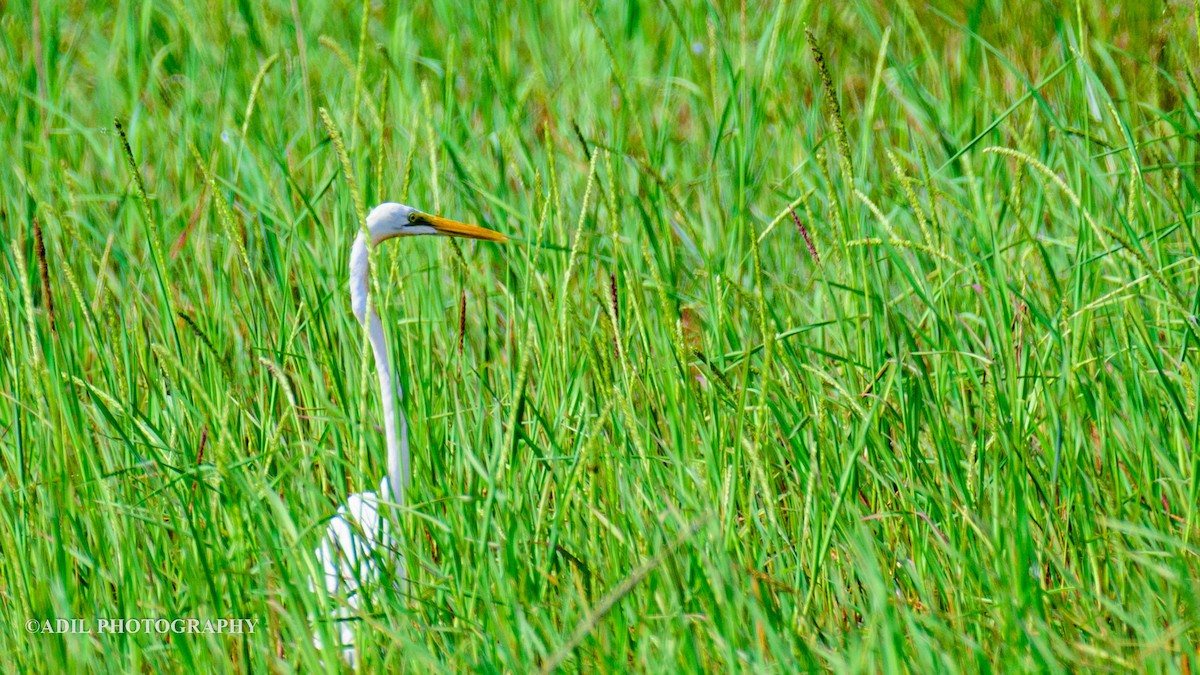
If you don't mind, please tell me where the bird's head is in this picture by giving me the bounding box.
[365,202,506,245]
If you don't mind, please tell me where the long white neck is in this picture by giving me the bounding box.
[349,231,408,506]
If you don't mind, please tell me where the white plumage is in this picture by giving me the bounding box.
[309,202,505,664]
[312,478,402,665]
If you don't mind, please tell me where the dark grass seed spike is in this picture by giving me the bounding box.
[33,219,56,335]
[789,208,819,264]
[190,426,208,498]
[610,273,619,327]
[610,272,620,358]
[458,291,467,359]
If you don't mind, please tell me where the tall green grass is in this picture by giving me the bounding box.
[2,1,1198,671]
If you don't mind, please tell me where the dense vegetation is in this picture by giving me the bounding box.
[2,1,1198,671]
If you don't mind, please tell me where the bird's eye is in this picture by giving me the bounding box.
[408,212,418,224]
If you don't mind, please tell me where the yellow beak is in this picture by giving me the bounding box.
[413,213,507,242]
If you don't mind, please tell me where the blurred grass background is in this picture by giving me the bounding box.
[2,0,1199,671]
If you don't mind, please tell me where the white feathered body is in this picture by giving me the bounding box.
[311,478,403,665]
[310,204,417,664]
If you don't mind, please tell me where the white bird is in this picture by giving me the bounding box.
[311,202,506,664]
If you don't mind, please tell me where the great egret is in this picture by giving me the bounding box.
[311,202,506,664]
